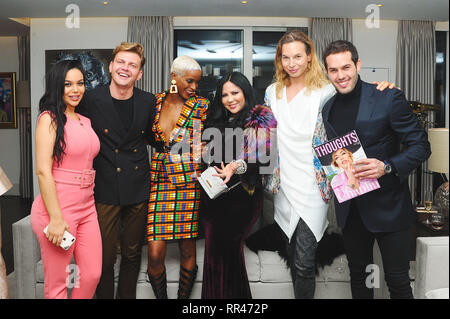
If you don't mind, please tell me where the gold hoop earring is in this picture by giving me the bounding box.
[169,79,178,93]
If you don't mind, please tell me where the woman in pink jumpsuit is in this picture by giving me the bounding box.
[30,59,102,299]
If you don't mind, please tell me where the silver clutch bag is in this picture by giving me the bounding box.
[198,166,241,199]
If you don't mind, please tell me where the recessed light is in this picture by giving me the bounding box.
[103,1,109,4]
[377,3,383,7]
[241,1,248,4]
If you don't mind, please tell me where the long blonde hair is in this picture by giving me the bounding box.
[274,30,329,98]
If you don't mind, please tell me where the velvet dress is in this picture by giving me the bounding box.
[201,105,276,299]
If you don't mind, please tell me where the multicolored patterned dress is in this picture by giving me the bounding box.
[147,92,209,241]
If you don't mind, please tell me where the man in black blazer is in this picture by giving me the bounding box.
[79,42,157,299]
[321,40,430,299]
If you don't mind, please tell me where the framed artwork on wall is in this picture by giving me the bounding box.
[45,49,113,90]
[0,72,17,129]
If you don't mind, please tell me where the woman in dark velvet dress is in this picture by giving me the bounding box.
[201,72,276,299]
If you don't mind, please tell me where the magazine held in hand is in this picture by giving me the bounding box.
[314,130,380,203]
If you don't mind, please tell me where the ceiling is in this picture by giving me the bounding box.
[0,0,448,36]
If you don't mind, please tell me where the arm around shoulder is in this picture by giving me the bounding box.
[387,89,431,178]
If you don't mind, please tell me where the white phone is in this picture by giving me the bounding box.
[43,225,76,250]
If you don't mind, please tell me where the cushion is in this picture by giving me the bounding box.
[36,239,261,284]
[415,237,449,299]
[315,254,350,283]
[135,239,260,283]
[425,288,449,299]
[258,250,291,282]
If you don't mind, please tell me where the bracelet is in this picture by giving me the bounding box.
[231,159,247,175]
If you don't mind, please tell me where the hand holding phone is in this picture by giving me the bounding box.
[43,225,76,250]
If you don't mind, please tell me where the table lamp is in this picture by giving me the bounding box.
[0,166,13,299]
[428,128,449,219]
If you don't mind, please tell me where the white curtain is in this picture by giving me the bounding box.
[396,20,436,205]
[310,18,353,64]
[127,16,174,94]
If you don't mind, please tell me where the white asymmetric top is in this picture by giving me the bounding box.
[265,83,336,242]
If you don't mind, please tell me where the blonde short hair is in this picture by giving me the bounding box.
[112,42,146,68]
[171,55,201,76]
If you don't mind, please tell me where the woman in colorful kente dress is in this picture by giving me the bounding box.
[146,56,209,299]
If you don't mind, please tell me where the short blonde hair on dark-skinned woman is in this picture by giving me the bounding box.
[112,42,146,69]
[171,55,201,76]
[274,30,329,98]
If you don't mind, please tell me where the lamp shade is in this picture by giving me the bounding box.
[16,81,30,108]
[428,128,449,173]
[0,166,13,196]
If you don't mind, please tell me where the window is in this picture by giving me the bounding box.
[252,31,285,104]
[175,29,243,102]
[174,27,310,104]
[252,28,308,104]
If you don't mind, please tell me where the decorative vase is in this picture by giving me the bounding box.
[434,182,449,219]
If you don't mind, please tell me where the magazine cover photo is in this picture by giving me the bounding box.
[314,130,380,203]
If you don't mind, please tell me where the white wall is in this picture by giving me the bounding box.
[352,19,398,83]
[30,18,128,197]
[0,36,20,195]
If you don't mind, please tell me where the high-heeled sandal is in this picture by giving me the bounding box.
[177,264,198,299]
[146,267,168,299]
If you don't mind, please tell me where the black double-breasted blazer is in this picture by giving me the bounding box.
[322,82,431,232]
[79,85,157,205]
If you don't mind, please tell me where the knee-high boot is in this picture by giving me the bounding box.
[177,264,198,299]
[147,267,168,299]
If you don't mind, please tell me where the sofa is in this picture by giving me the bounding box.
[414,236,449,299]
[13,194,394,299]
[13,216,353,299]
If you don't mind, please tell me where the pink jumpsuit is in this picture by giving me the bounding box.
[31,112,102,299]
